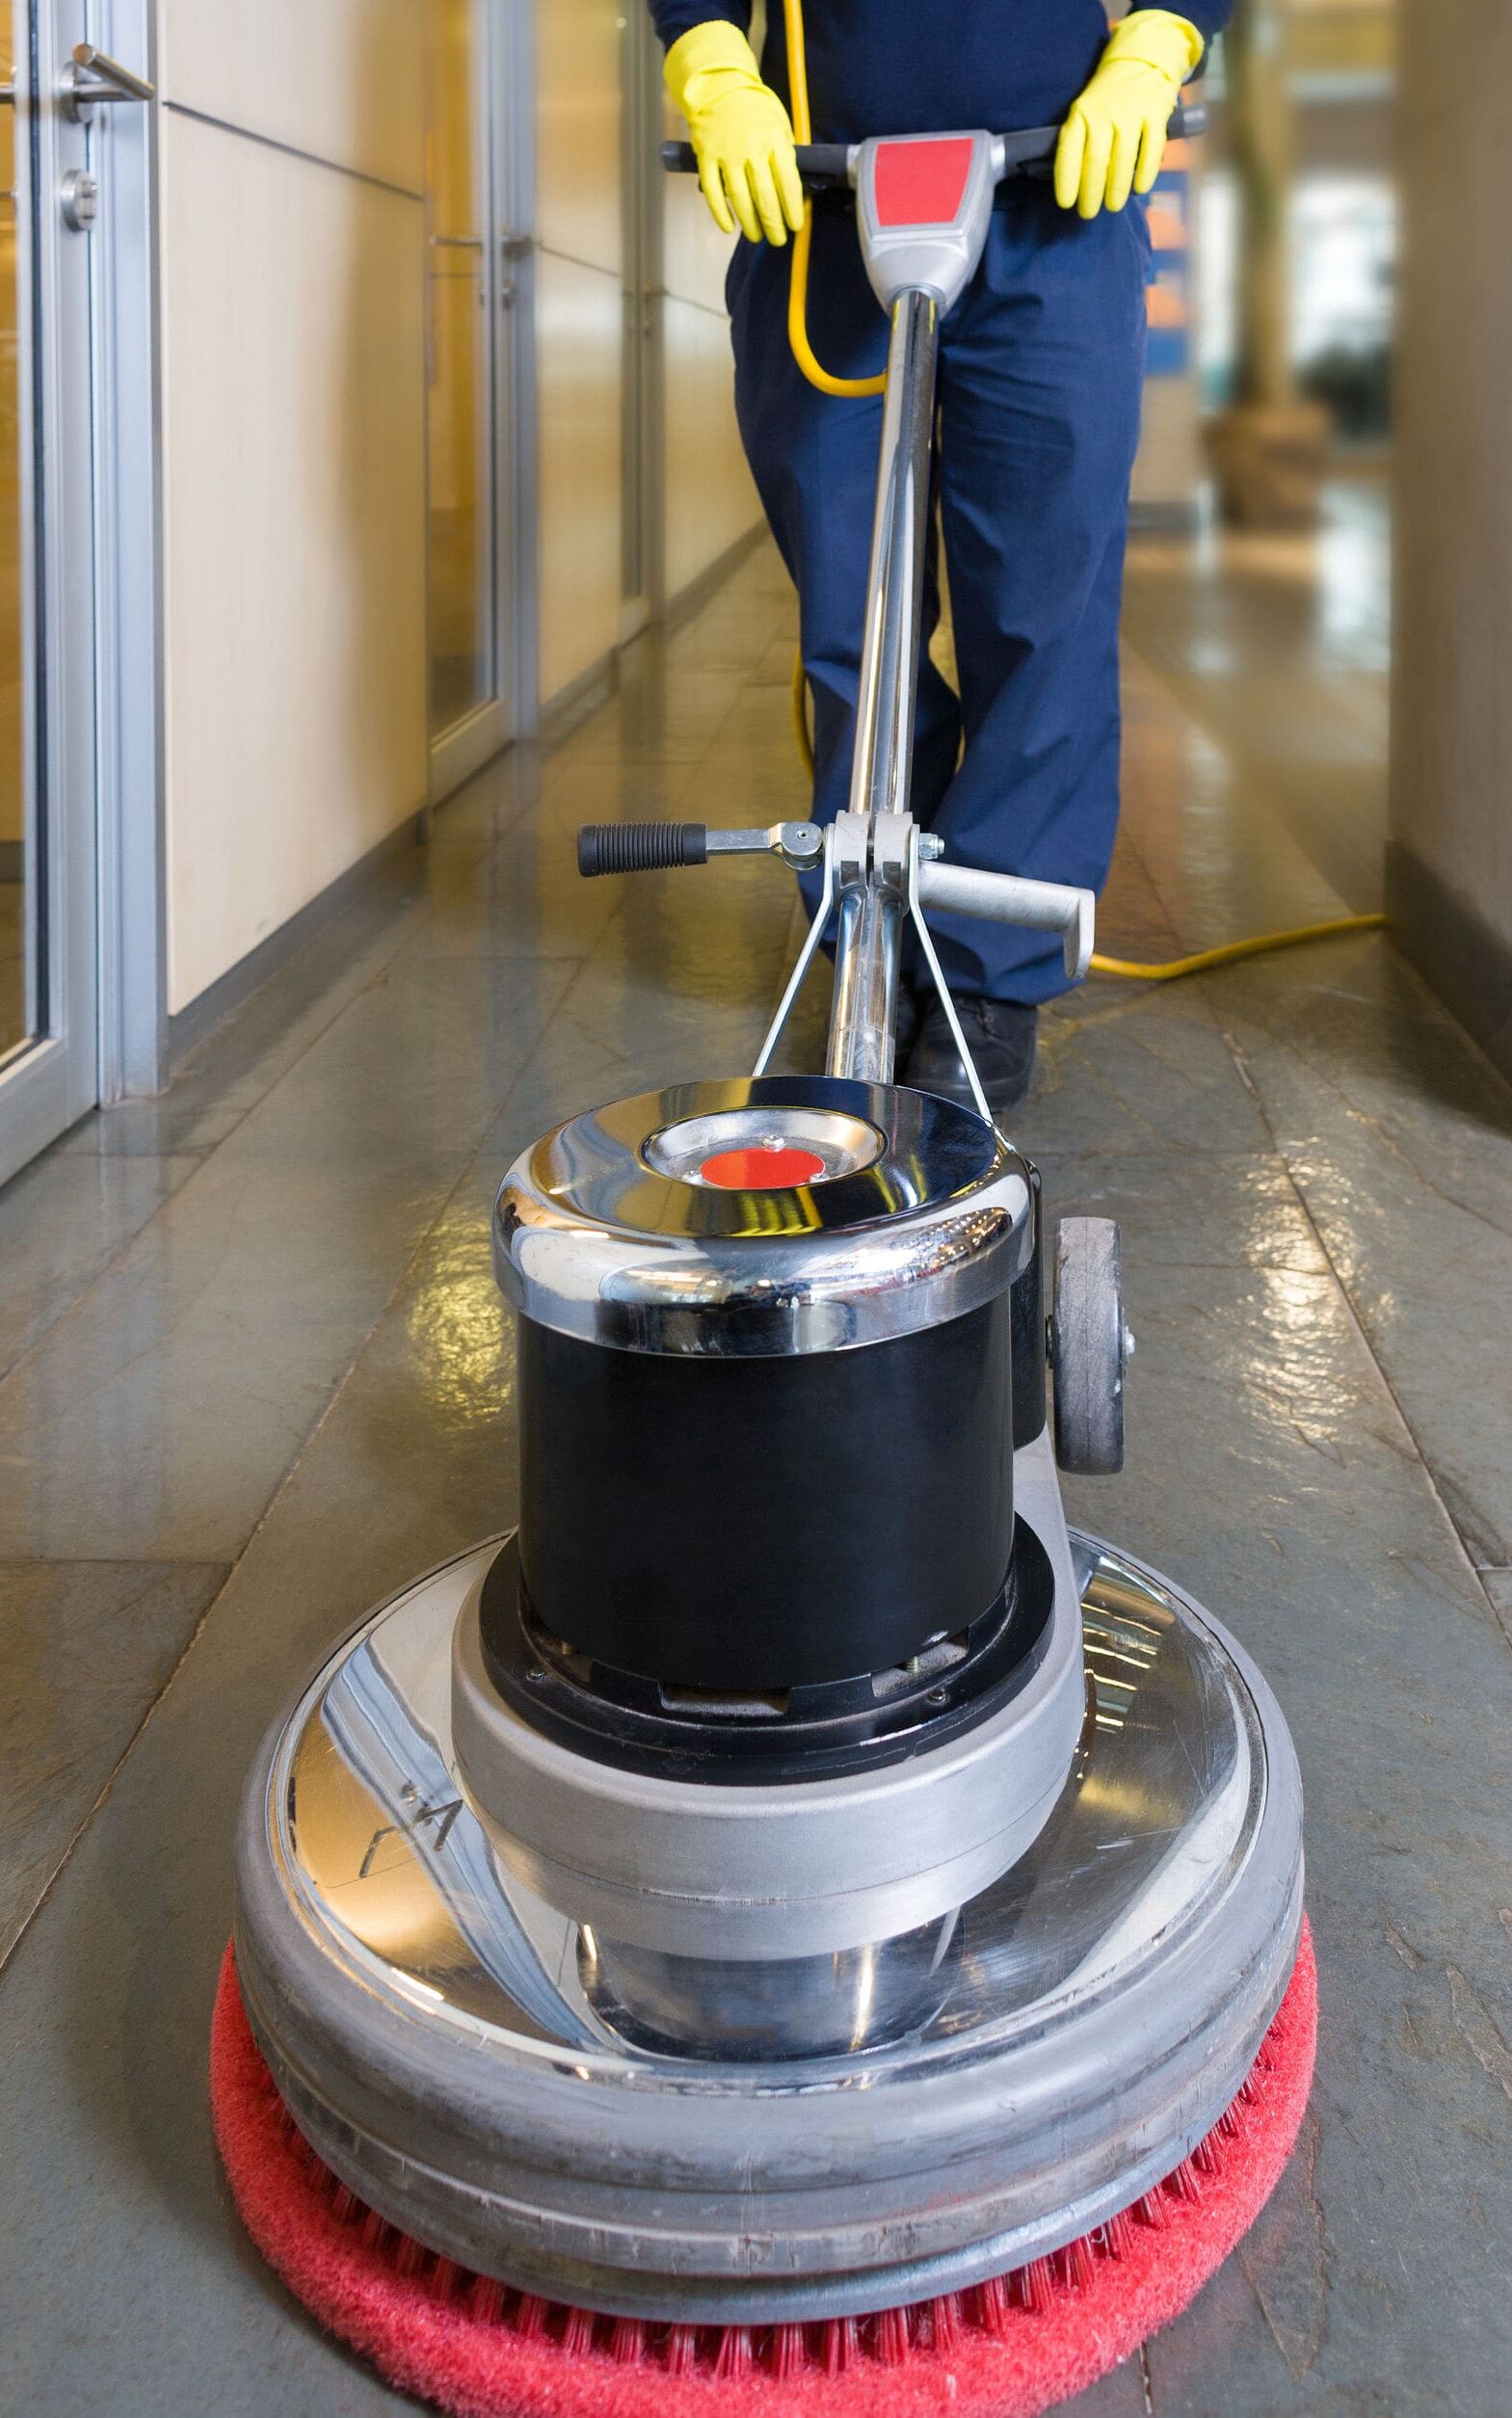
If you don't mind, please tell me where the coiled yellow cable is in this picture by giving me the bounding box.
[783,0,886,398]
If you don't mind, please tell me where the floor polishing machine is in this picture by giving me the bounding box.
[217,120,1312,2418]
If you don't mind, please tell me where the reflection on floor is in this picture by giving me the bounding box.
[2,499,1511,2415]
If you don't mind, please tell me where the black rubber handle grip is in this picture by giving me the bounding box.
[660,138,851,186]
[660,107,1204,189]
[577,822,709,877]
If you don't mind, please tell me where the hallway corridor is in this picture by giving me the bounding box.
[1,520,1509,2414]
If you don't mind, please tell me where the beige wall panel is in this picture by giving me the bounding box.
[160,115,426,1014]
[158,0,424,193]
[662,174,738,315]
[1391,0,1512,948]
[662,297,760,598]
[538,0,623,277]
[537,252,623,704]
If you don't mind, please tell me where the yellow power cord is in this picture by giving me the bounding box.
[783,0,886,397]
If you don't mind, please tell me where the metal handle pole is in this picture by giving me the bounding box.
[826,289,939,1086]
[846,288,939,829]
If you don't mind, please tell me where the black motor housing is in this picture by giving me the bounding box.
[517,1298,1015,1692]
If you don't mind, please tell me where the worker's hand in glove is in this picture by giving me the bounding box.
[1054,11,1205,220]
[664,20,806,246]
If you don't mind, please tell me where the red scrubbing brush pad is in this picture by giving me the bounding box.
[211,1921,1315,2418]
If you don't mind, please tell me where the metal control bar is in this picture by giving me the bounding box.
[658,104,1206,189]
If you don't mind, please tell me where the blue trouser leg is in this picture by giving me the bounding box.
[928,189,1149,1000]
[727,211,963,915]
[728,184,1149,1001]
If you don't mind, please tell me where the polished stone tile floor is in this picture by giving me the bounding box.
[2,499,1510,2414]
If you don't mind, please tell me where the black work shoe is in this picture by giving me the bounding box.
[904,994,1039,1115]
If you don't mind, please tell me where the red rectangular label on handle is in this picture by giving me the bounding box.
[872,137,974,229]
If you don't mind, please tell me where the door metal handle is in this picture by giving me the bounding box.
[61,42,156,121]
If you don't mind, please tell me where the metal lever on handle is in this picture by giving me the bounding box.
[916,860,1094,983]
[62,42,156,121]
[576,820,823,876]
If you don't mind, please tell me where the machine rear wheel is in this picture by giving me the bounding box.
[1052,1217,1128,1476]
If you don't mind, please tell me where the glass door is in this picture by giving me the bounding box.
[0,0,109,1187]
[426,0,518,802]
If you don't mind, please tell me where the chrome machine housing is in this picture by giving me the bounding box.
[493,1072,1035,1357]
[232,1489,1304,2325]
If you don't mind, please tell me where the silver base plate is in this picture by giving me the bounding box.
[233,1528,1303,2325]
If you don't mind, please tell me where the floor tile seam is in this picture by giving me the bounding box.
[1034,981,1250,1145]
[0,973,585,1693]
[0,1553,231,1580]
[0,1019,558,1981]
[167,873,436,1131]
[1027,1145,1308,1167]
[0,936,581,1403]
[1218,1023,1512,1651]
[0,1147,220,1390]
[536,734,708,813]
[0,1130,255,1398]
[664,645,783,797]
[434,754,544,853]
[0,1560,239,1983]
[1068,933,1243,1023]
[1117,630,1369,917]
[1207,957,1512,1241]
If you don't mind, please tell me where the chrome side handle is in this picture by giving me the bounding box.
[62,42,156,120]
[916,860,1096,982]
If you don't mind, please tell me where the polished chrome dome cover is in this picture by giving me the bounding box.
[495,1074,1035,1356]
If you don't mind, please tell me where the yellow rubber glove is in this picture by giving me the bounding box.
[665,20,805,247]
[1054,11,1205,221]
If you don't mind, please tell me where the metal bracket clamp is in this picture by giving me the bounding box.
[752,816,1096,1118]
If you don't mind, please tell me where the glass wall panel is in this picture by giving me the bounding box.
[426,0,494,736]
[0,0,28,1062]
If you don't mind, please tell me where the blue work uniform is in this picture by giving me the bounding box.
[650,3,1231,1001]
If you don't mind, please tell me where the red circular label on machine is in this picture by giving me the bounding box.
[700,1144,827,1189]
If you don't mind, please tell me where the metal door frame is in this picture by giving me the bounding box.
[428,0,538,804]
[91,0,163,1102]
[0,0,103,1182]
[620,3,664,639]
